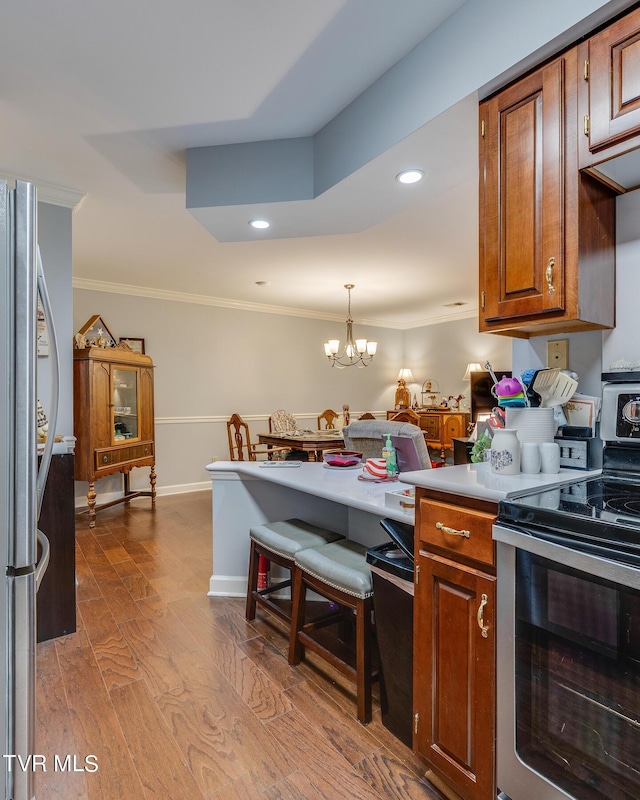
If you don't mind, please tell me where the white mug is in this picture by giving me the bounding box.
[540,441,560,474]
[520,442,541,474]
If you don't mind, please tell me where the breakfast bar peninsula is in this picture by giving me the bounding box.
[205,460,415,596]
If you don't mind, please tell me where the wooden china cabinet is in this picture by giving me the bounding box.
[413,489,498,800]
[74,341,156,527]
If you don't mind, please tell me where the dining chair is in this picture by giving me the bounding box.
[268,409,310,461]
[342,419,432,467]
[317,408,339,429]
[269,409,299,433]
[226,413,287,461]
[390,408,421,425]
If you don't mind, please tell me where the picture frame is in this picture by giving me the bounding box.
[119,337,145,354]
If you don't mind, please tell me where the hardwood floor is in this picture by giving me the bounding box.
[35,491,446,800]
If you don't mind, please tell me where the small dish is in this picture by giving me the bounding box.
[322,449,362,467]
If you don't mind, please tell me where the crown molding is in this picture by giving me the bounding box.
[72,276,476,330]
[0,172,86,210]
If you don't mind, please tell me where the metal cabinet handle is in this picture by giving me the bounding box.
[477,593,489,638]
[546,257,555,294]
[435,521,470,538]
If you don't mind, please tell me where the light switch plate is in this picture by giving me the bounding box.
[547,339,568,369]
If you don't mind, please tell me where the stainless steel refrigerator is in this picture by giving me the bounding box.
[1,180,59,799]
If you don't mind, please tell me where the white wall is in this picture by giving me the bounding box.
[404,317,512,409]
[72,288,510,500]
[603,190,640,370]
[73,288,406,498]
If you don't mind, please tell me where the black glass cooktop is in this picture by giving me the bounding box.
[499,475,640,566]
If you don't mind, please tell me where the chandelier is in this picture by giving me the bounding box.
[323,284,377,368]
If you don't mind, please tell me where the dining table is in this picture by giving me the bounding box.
[257,429,345,461]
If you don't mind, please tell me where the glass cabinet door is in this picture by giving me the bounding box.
[112,366,139,442]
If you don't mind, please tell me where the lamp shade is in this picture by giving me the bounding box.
[397,368,414,383]
[463,362,483,380]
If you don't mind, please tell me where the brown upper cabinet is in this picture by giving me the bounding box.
[479,46,616,337]
[579,6,640,191]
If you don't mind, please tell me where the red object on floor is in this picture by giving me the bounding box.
[431,460,445,468]
[257,554,270,590]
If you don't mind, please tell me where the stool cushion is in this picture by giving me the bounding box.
[249,518,343,560]
[294,540,373,598]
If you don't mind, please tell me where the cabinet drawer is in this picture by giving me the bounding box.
[95,441,154,470]
[419,498,495,568]
[420,415,441,439]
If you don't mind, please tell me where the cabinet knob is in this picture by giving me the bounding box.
[102,455,108,463]
[144,447,149,454]
[546,257,555,294]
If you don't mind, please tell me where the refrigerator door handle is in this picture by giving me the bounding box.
[35,529,50,592]
[35,246,59,518]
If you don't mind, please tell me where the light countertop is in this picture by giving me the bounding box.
[206,460,415,522]
[400,462,601,503]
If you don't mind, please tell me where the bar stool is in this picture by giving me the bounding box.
[289,539,375,724]
[246,519,344,624]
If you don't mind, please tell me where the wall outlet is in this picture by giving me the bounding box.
[547,339,569,369]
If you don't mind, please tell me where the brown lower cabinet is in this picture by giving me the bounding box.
[414,490,497,800]
[37,453,76,642]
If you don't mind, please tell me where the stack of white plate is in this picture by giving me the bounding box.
[505,407,556,443]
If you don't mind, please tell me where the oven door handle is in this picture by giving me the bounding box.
[492,523,640,589]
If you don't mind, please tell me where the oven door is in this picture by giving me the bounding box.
[493,523,640,800]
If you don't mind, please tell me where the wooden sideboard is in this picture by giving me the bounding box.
[387,411,471,461]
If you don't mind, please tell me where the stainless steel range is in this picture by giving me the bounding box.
[493,381,640,800]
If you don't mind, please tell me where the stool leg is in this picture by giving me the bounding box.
[288,567,305,665]
[355,596,373,724]
[245,539,259,621]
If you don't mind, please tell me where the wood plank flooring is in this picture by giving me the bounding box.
[35,491,446,800]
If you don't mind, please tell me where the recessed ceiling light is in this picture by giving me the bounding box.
[249,219,270,230]
[396,169,424,185]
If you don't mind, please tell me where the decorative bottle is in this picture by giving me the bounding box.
[381,433,398,477]
[490,428,520,475]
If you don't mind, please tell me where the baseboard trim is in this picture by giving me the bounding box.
[74,481,211,509]
[208,575,246,597]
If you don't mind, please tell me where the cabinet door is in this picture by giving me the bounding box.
[442,414,467,449]
[587,7,640,154]
[112,366,139,442]
[420,414,441,442]
[414,552,496,800]
[480,57,565,326]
